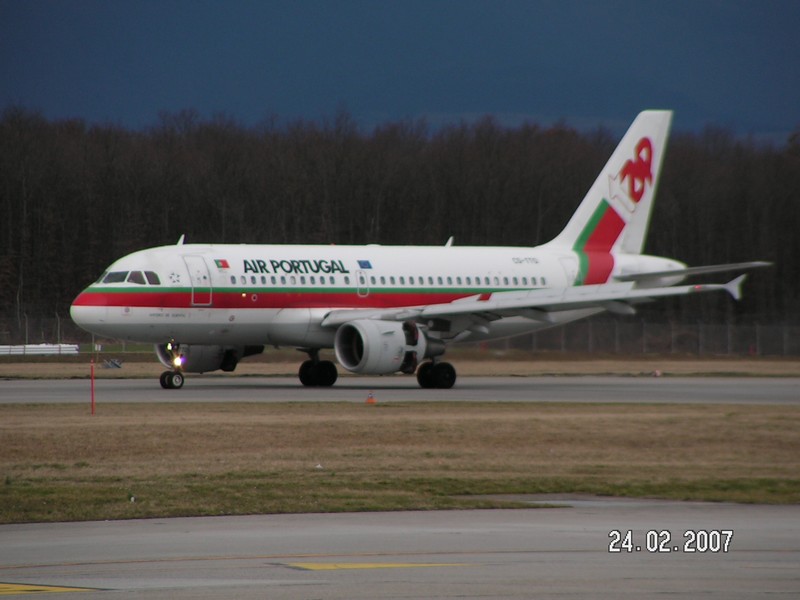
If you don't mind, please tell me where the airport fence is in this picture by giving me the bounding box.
[0,316,799,357]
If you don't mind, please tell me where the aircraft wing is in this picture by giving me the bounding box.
[320,275,749,329]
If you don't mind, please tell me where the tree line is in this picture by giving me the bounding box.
[1,106,797,330]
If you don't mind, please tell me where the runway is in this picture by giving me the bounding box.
[2,375,800,404]
[1,501,798,599]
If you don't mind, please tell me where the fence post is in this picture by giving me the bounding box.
[698,321,704,356]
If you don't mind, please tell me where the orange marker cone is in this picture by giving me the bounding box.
[366,390,376,404]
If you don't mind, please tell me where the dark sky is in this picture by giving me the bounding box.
[2,0,798,141]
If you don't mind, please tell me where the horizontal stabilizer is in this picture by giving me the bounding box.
[615,261,772,283]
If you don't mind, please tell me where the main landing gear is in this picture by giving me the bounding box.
[416,360,457,389]
[298,349,338,387]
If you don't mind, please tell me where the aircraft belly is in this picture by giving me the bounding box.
[268,308,335,347]
[84,307,278,345]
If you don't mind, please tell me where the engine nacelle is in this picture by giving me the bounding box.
[155,344,264,373]
[334,320,444,375]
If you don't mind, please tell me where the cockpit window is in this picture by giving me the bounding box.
[144,271,161,285]
[102,271,128,284]
[127,271,147,285]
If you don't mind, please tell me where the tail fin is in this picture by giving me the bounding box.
[547,110,672,256]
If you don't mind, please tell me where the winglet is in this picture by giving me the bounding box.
[725,274,747,301]
[688,275,748,301]
[177,234,186,246]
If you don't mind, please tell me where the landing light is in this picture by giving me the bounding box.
[173,356,183,368]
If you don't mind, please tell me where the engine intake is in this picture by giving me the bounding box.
[334,320,443,375]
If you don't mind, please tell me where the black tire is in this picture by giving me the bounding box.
[298,360,317,386]
[160,371,172,389]
[416,361,435,388]
[316,361,338,387]
[432,362,456,389]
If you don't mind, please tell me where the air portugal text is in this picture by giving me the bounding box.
[243,258,351,275]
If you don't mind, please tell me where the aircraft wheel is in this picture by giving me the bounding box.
[416,361,435,388]
[316,360,338,387]
[160,371,172,389]
[160,370,184,389]
[170,372,185,389]
[432,362,456,389]
[299,360,317,386]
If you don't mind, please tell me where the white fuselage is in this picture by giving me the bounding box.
[70,243,683,347]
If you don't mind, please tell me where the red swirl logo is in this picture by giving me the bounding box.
[619,138,653,204]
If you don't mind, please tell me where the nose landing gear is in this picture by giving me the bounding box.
[159,341,185,389]
[160,370,185,389]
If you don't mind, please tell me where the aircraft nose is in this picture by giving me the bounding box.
[70,290,108,332]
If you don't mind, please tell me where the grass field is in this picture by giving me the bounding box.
[2,399,799,524]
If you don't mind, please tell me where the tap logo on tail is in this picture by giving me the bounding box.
[609,137,653,213]
[574,136,654,285]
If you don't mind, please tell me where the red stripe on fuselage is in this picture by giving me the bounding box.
[71,289,476,310]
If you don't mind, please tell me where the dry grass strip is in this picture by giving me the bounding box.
[2,401,799,523]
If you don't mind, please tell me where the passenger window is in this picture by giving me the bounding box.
[230,276,236,285]
[494,277,499,285]
[456,276,462,285]
[399,276,405,285]
[513,277,518,286]
[290,276,296,285]
[145,271,161,285]
[271,276,276,284]
[390,276,395,285]
[484,277,490,285]
[409,276,415,285]
[531,277,537,286]
[503,277,509,286]
[428,276,433,285]
[437,276,443,285]
[127,271,146,285]
[541,277,547,285]
[280,276,286,285]
[370,276,376,285]
[251,276,256,285]
[330,276,336,285]
[466,277,471,285]
[300,276,306,284]
[310,276,315,284]
[522,277,528,286]
[446,277,452,285]
[102,271,128,284]
[240,276,246,284]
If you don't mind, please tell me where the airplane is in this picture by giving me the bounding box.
[70,110,770,390]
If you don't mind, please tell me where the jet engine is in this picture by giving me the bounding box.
[155,343,264,373]
[334,320,444,375]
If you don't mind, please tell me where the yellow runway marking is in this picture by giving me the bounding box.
[0,583,94,595]
[288,562,466,571]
